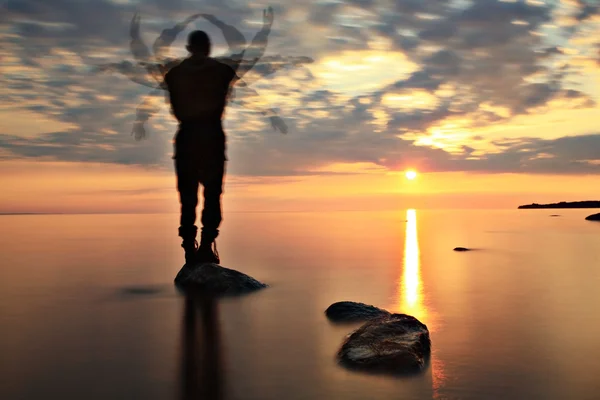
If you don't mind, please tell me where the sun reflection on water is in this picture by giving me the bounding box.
[399,209,427,322]
[397,209,446,398]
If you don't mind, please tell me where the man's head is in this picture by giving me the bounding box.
[186,30,211,56]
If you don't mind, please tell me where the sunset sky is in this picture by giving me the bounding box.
[1,0,599,213]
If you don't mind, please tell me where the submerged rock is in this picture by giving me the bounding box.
[174,263,267,296]
[338,313,431,374]
[119,286,165,296]
[453,247,471,252]
[585,213,600,221]
[326,301,390,323]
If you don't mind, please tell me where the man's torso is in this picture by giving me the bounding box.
[165,56,236,124]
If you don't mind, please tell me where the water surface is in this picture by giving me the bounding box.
[1,210,600,400]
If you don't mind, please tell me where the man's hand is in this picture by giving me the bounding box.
[182,13,202,26]
[263,6,274,29]
[202,13,247,57]
[269,115,288,134]
[132,122,146,140]
[200,13,221,25]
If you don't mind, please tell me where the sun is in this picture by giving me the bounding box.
[405,170,418,180]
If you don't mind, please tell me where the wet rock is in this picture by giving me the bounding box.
[585,213,600,221]
[453,247,470,252]
[326,301,391,323]
[338,313,431,374]
[174,263,267,296]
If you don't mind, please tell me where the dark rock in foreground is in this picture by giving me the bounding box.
[326,301,390,323]
[454,247,470,252]
[174,263,267,296]
[586,213,600,221]
[338,313,431,374]
[550,214,561,217]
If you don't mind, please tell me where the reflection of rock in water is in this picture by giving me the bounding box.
[175,263,267,296]
[325,301,390,323]
[180,295,223,400]
[338,313,431,375]
[176,262,265,399]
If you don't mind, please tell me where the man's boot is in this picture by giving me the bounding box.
[179,226,198,265]
[196,240,220,264]
[182,239,199,265]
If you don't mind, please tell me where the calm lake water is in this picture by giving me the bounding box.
[1,209,600,400]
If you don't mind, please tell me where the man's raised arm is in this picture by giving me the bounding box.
[217,6,274,80]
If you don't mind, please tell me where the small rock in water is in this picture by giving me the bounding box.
[120,286,164,296]
[326,301,390,323]
[338,313,431,374]
[453,247,470,252]
[174,263,267,296]
[550,214,561,217]
[585,213,600,221]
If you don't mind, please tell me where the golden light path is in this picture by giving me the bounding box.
[398,209,446,398]
[400,209,425,320]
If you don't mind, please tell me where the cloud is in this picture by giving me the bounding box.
[574,0,600,22]
[468,134,600,174]
[383,0,593,116]
[0,0,599,178]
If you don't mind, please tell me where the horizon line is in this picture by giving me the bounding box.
[2,207,598,216]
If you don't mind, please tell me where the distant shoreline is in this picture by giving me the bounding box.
[518,201,600,209]
[0,212,65,215]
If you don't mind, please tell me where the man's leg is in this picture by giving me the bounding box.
[197,159,225,263]
[175,155,200,264]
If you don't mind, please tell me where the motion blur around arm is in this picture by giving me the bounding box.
[130,7,287,139]
[217,7,274,81]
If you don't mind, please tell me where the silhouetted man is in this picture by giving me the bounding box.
[165,30,242,265]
